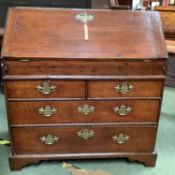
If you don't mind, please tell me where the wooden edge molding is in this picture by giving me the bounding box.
[2,75,166,80]
[9,152,157,170]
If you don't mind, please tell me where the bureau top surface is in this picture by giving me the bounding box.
[2,7,168,59]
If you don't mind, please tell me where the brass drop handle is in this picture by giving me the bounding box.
[40,134,59,145]
[77,104,95,115]
[112,133,130,144]
[113,105,132,116]
[38,106,57,117]
[77,129,95,139]
[115,82,134,94]
[36,82,56,95]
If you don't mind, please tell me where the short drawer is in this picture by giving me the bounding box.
[5,80,85,98]
[8,100,160,124]
[88,80,163,98]
[11,125,157,154]
[4,60,165,76]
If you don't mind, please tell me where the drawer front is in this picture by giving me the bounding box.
[5,80,85,98]
[11,125,156,154]
[88,80,163,98]
[8,100,159,124]
[4,60,165,76]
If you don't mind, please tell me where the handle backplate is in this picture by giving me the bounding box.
[77,129,95,139]
[115,82,134,94]
[36,82,56,95]
[38,106,57,117]
[40,134,59,145]
[112,133,130,144]
[77,104,95,115]
[113,105,132,116]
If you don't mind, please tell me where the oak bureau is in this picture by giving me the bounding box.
[1,8,168,170]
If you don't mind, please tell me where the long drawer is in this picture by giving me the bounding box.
[4,60,165,76]
[8,100,160,124]
[5,80,85,98]
[11,125,157,154]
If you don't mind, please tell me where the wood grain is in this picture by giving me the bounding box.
[5,80,85,98]
[2,8,167,169]
[8,100,160,124]
[11,125,157,154]
[2,8,167,59]
[155,6,175,39]
[4,60,166,76]
[9,152,157,170]
[88,80,163,98]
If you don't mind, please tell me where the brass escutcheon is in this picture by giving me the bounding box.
[40,134,59,145]
[112,133,130,144]
[77,129,95,139]
[113,105,132,116]
[77,104,95,115]
[36,82,56,95]
[38,106,57,117]
[115,82,134,94]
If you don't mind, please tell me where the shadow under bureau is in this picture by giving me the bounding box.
[1,7,168,170]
